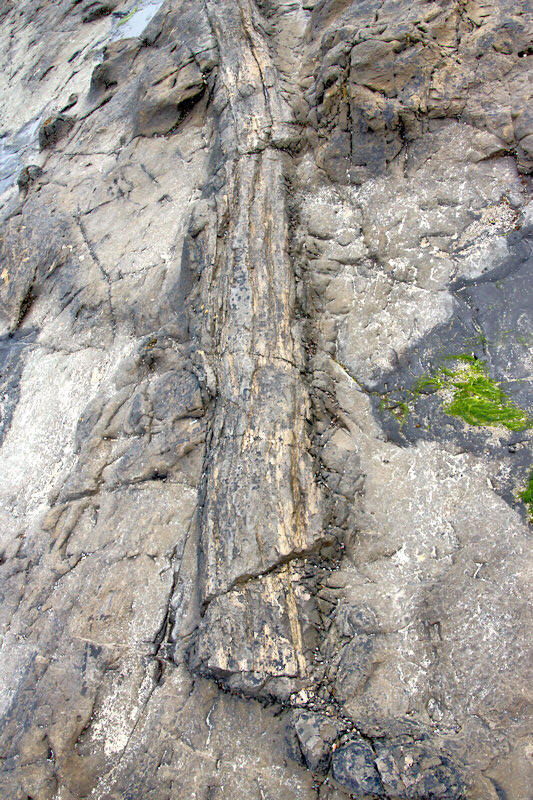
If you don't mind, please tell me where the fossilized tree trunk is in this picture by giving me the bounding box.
[182,0,324,694]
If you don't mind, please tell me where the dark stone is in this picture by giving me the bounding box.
[89,39,140,97]
[60,93,79,113]
[331,738,383,796]
[38,114,75,150]
[81,1,118,23]
[17,165,43,192]
[0,327,37,445]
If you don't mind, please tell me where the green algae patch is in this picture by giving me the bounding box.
[336,352,530,433]
[379,398,410,426]
[118,5,138,25]
[415,355,531,431]
[518,471,533,523]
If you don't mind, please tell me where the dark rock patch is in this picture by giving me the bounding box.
[0,327,38,444]
[372,225,533,520]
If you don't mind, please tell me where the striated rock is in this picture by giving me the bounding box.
[195,152,323,606]
[190,566,310,697]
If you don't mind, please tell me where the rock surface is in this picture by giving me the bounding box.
[0,1,531,799]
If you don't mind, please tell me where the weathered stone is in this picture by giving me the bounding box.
[288,710,346,773]
[196,153,323,606]
[374,740,465,799]
[38,114,75,150]
[190,567,309,697]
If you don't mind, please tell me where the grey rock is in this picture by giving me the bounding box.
[0,327,37,444]
[133,60,207,137]
[289,710,346,773]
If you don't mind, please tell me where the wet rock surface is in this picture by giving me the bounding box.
[0,1,531,799]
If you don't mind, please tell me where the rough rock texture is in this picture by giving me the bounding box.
[0,1,531,799]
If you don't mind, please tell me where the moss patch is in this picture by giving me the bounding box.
[518,471,533,523]
[414,355,531,431]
